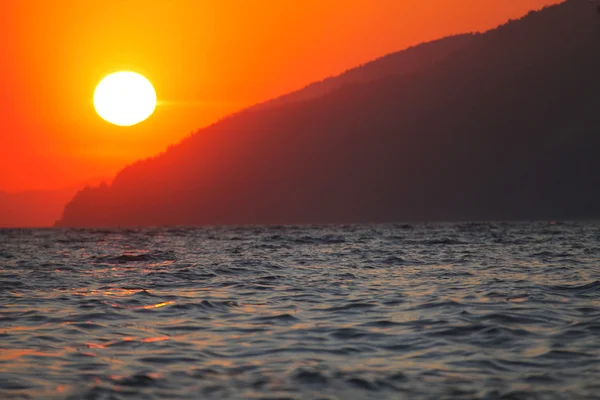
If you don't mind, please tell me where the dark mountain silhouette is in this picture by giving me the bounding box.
[0,178,109,228]
[57,0,600,227]
[250,34,476,110]
[0,188,79,228]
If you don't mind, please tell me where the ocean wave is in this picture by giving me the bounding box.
[1,222,599,399]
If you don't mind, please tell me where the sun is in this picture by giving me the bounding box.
[93,71,157,126]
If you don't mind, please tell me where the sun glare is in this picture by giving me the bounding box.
[93,71,156,126]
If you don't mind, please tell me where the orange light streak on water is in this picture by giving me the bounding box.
[142,301,175,309]
[141,336,170,343]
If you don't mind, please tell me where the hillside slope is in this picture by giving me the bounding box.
[0,189,78,228]
[57,1,600,227]
[250,34,475,110]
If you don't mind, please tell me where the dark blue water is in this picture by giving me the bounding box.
[1,222,599,399]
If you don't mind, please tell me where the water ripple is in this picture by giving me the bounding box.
[0,222,599,399]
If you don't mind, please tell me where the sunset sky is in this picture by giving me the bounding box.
[0,0,561,192]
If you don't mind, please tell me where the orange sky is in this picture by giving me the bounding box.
[0,0,561,192]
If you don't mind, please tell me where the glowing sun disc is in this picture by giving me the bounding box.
[94,71,156,126]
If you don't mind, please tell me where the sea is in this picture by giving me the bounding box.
[0,222,599,400]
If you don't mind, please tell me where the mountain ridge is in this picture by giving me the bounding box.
[248,34,477,111]
[0,177,110,227]
[57,0,600,227]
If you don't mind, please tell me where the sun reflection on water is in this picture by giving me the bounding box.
[1,223,599,399]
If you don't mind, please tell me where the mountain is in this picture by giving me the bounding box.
[0,188,78,228]
[57,0,600,227]
[249,34,476,110]
[0,178,109,228]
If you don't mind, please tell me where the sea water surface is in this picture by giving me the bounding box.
[1,223,599,399]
